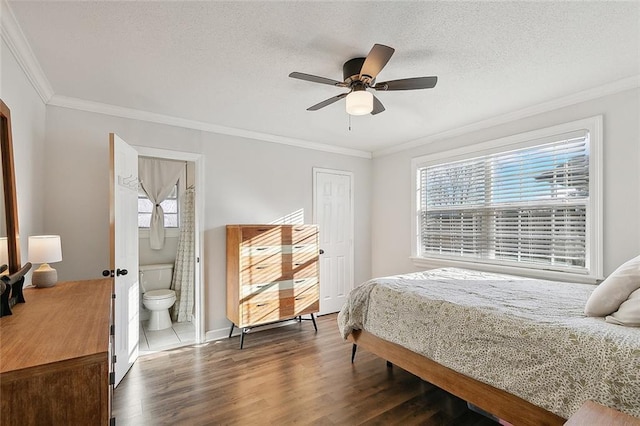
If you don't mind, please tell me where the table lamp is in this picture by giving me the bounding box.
[29,235,62,288]
[0,237,8,275]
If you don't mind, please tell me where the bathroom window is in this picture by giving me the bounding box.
[138,184,179,228]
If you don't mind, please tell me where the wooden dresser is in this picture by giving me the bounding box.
[0,279,114,425]
[226,224,320,348]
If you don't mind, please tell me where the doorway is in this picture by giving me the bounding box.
[135,146,205,354]
[313,168,354,315]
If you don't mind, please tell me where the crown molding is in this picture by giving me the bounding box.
[1,0,53,103]
[49,95,372,159]
[373,75,640,158]
[4,0,635,161]
[1,1,370,159]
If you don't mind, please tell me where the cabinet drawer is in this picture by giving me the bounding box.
[292,277,318,289]
[241,262,291,284]
[241,226,284,246]
[241,286,285,305]
[242,297,295,325]
[291,226,318,244]
[292,261,317,279]
[240,245,284,258]
[292,284,319,315]
[241,250,291,271]
[240,280,294,298]
[292,246,319,265]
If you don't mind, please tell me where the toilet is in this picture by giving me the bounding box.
[140,264,176,331]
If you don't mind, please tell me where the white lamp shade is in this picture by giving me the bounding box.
[345,91,373,116]
[28,235,62,264]
[0,237,7,266]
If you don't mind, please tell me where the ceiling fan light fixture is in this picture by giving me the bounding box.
[345,90,373,116]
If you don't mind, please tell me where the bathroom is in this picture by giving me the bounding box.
[137,156,197,354]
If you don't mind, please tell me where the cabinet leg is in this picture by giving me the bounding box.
[310,313,317,332]
[228,323,235,339]
[240,328,247,349]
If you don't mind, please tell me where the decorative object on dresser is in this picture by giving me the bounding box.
[0,262,32,316]
[28,235,63,287]
[226,224,320,349]
[0,279,114,425]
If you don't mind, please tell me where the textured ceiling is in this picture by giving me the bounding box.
[7,1,640,154]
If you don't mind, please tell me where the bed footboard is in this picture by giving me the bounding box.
[348,329,565,426]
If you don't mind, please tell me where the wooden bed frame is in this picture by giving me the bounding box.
[348,329,566,426]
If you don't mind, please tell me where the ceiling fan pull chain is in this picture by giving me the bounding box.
[348,114,352,131]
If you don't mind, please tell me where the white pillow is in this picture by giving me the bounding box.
[606,287,640,327]
[584,254,640,317]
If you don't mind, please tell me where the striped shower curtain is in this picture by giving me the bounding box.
[171,187,195,322]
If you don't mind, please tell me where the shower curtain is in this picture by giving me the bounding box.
[171,187,195,322]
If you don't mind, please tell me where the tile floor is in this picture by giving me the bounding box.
[139,320,195,355]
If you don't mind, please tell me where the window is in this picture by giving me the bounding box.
[412,117,602,281]
[138,184,179,228]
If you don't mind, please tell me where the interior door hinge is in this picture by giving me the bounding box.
[112,354,117,364]
[109,372,115,385]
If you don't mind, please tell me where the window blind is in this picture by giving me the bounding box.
[418,132,590,272]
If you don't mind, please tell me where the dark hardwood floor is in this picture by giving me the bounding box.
[113,314,496,425]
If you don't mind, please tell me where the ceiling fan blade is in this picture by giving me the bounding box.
[359,44,395,82]
[374,76,438,91]
[307,93,348,111]
[371,95,385,115]
[289,72,345,87]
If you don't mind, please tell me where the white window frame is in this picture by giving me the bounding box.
[411,116,603,283]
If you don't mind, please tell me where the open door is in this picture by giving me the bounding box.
[109,133,139,386]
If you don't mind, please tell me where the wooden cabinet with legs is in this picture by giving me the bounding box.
[226,224,320,348]
[0,279,113,425]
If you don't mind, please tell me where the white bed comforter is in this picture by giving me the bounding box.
[337,268,640,419]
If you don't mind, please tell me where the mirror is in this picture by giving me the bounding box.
[0,99,21,274]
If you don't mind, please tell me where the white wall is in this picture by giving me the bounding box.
[0,40,46,273]
[372,88,640,279]
[139,232,178,266]
[42,105,372,335]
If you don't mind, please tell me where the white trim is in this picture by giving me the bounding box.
[411,116,604,282]
[135,145,206,345]
[49,95,372,159]
[410,257,598,285]
[375,75,639,158]
[4,0,634,161]
[0,0,53,103]
[136,146,201,162]
[312,167,355,314]
[411,116,602,167]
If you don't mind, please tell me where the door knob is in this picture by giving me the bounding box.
[116,269,128,276]
[319,249,325,255]
[102,270,112,277]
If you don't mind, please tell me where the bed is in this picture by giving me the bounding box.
[337,268,640,425]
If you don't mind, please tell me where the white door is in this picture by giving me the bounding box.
[313,168,354,315]
[110,133,139,386]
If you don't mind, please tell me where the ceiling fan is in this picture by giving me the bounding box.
[289,44,438,116]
